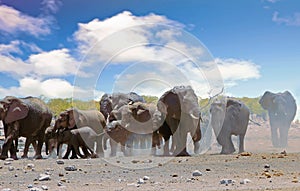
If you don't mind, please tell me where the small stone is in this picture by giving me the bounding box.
[29,187,41,191]
[292,178,299,183]
[143,176,150,180]
[64,165,77,171]
[5,158,14,161]
[56,160,64,165]
[41,185,48,190]
[8,166,14,171]
[240,179,251,184]
[27,163,35,169]
[239,152,252,156]
[0,166,2,169]
[4,161,11,165]
[28,184,33,188]
[264,164,270,169]
[262,156,267,159]
[123,170,129,173]
[58,173,64,177]
[171,173,178,178]
[14,174,18,177]
[158,163,162,167]
[131,160,139,164]
[57,182,63,186]
[137,178,145,184]
[39,174,51,181]
[262,172,271,178]
[192,170,203,177]
[220,179,235,185]
[206,168,211,171]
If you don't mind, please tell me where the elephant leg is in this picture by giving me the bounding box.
[221,135,235,154]
[173,127,189,156]
[238,135,245,153]
[151,132,160,155]
[271,126,279,147]
[34,138,44,159]
[110,140,118,157]
[62,145,71,159]
[75,146,86,158]
[1,137,17,160]
[69,146,78,159]
[21,138,32,158]
[279,126,289,148]
[81,145,91,158]
[95,135,104,157]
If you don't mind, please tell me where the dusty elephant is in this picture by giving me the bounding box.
[0,96,52,159]
[57,126,101,158]
[210,99,250,154]
[45,108,106,158]
[156,86,202,156]
[259,91,297,147]
[106,102,161,156]
[99,92,146,156]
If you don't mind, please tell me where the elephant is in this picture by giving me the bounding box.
[0,96,52,159]
[259,91,297,147]
[210,99,250,154]
[45,108,106,158]
[106,102,161,156]
[57,126,101,159]
[156,86,202,156]
[99,92,146,156]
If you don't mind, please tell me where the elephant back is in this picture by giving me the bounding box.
[72,109,105,134]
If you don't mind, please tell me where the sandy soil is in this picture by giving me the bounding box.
[0,124,300,191]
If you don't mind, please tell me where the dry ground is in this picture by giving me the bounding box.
[0,124,300,191]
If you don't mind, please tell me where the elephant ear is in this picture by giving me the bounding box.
[259,91,275,110]
[5,99,29,124]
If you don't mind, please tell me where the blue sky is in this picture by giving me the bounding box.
[0,0,300,117]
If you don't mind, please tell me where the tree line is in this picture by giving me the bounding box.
[44,96,266,118]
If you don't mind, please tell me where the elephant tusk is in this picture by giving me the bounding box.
[189,113,199,120]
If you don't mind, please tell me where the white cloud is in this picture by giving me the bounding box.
[272,11,300,26]
[28,48,85,77]
[0,5,51,36]
[0,77,90,99]
[41,0,62,14]
[215,58,260,81]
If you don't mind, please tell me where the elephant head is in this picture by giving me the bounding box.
[259,91,296,121]
[0,97,29,124]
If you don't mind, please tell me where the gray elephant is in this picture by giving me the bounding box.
[156,86,202,156]
[99,92,146,156]
[259,91,297,147]
[210,99,250,154]
[0,96,52,159]
[57,126,101,158]
[107,101,161,156]
[45,108,106,158]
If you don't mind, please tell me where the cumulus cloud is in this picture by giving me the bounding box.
[272,11,300,26]
[0,77,92,99]
[28,48,86,77]
[0,5,51,36]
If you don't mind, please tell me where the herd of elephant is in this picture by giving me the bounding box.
[0,86,297,160]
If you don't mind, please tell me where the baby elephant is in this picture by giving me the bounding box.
[57,126,102,158]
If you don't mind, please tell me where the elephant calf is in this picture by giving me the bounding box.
[57,126,102,159]
[210,99,250,154]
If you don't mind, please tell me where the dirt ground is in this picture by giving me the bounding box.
[0,124,300,191]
